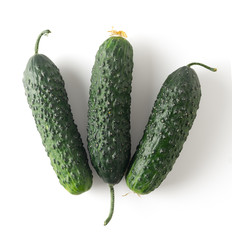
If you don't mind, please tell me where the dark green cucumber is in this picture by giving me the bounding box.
[23,30,92,194]
[87,35,133,225]
[126,63,216,195]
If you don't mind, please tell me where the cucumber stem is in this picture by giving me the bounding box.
[187,62,217,72]
[104,184,115,226]
[34,29,51,54]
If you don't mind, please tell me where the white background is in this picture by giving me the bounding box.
[0,0,231,239]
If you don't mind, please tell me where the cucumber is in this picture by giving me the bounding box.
[87,34,133,225]
[126,63,217,195]
[23,30,92,194]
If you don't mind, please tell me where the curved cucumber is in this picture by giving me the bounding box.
[87,34,133,225]
[126,63,216,195]
[23,30,92,194]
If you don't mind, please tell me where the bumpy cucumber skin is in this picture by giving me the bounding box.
[23,54,92,194]
[126,66,201,194]
[87,37,133,185]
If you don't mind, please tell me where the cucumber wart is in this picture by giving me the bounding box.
[23,30,92,195]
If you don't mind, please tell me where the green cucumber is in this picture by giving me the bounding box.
[23,30,92,194]
[126,63,216,195]
[87,34,133,225]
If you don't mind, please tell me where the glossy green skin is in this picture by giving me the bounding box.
[23,54,92,194]
[126,66,201,194]
[87,37,133,184]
